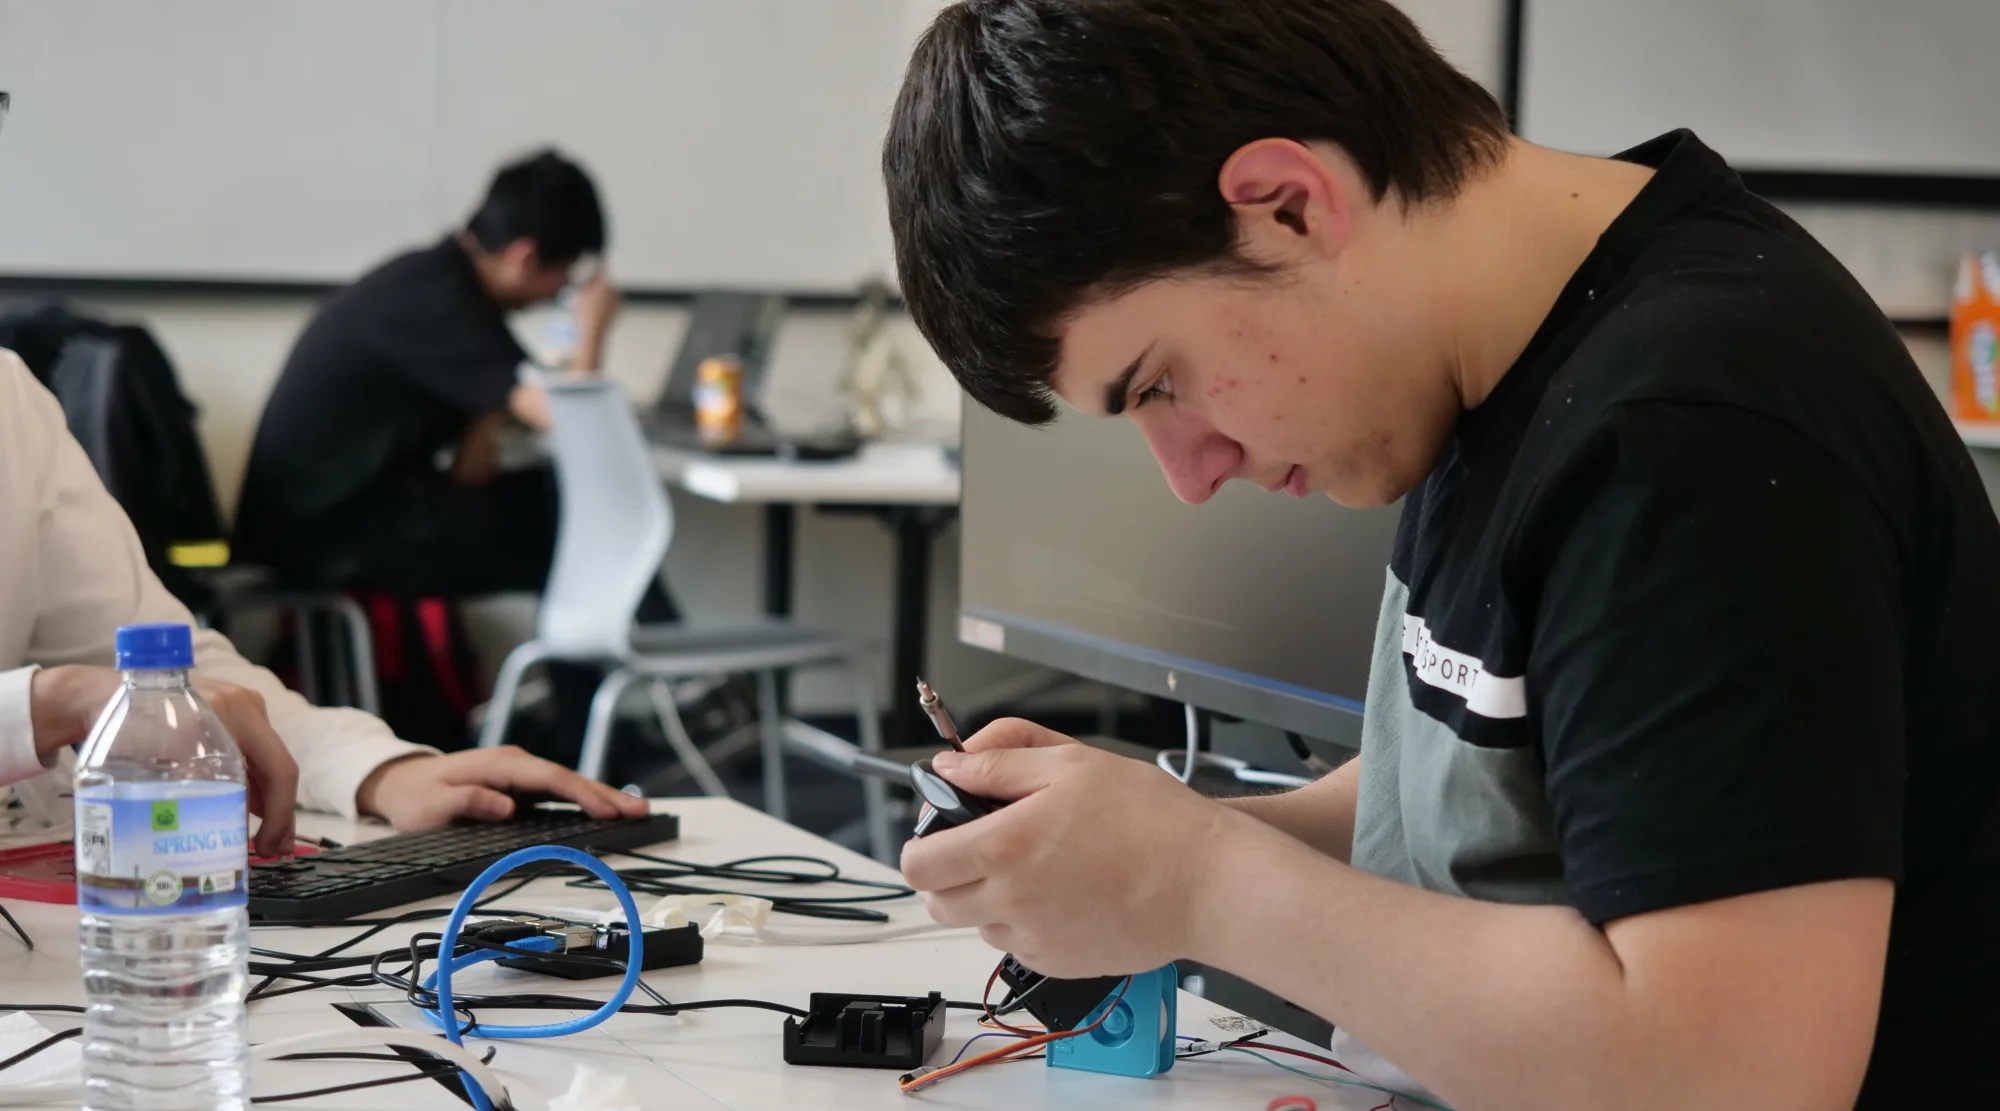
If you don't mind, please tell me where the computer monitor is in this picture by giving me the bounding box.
[958,402,1399,743]
[655,291,789,413]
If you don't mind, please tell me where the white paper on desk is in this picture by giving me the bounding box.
[1327,1027,1445,1108]
[360,1001,653,1106]
[0,1010,81,1086]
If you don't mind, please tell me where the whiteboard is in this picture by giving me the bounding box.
[0,0,929,289]
[1519,0,2000,177]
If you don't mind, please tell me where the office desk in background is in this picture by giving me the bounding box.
[655,441,962,747]
[0,799,1373,1110]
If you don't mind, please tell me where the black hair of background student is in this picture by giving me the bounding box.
[883,0,1508,425]
[466,149,607,268]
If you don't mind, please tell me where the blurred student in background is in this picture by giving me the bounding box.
[234,150,677,763]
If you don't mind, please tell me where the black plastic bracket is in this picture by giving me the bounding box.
[782,991,947,1069]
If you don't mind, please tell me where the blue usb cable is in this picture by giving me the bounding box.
[424,845,645,1110]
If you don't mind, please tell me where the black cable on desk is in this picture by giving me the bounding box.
[0,901,33,950]
[0,1026,80,1074]
[565,850,915,923]
[243,871,549,1002]
[252,1045,499,1105]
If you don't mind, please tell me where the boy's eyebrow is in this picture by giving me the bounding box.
[1102,342,1156,416]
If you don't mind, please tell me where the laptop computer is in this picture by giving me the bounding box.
[642,291,861,460]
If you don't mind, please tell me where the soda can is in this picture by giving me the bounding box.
[695,354,744,446]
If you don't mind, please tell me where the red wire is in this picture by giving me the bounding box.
[1239,1041,1359,1075]
[978,958,1045,1037]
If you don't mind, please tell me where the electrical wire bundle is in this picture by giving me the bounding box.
[1177,1030,1456,1110]
[562,849,915,922]
[0,1005,511,1107]
[897,959,1135,1093]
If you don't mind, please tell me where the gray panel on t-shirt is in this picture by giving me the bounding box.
[1350,570,1571,906]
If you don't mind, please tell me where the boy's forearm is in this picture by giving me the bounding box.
[1182,808,1869,1111]
[1221,755,1358,861]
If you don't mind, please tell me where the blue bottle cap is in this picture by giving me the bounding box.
[114,623,195,670]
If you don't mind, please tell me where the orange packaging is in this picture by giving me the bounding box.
[1950,252,2000,424]
[695,354,744,446]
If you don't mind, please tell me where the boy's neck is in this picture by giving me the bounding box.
[1422,138,1655,412]
[455,230,512,308]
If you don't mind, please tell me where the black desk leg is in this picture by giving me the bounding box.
[888,507,950,748]
[764,503,797,712]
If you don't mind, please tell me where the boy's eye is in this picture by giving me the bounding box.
[1136,371,1173,407]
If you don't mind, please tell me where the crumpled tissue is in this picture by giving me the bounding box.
[547,1062,641,1111]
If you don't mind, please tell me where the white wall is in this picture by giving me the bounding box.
[1409,0,2000,319]
[0,0,929,290]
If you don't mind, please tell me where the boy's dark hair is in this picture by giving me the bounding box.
[466,149,606,266]
[884,0,1509,425]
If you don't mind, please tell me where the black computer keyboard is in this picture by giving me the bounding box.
[248,808,680,922]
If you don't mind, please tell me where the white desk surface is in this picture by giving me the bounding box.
[654,441,961,506]
[0,799,1394,1110]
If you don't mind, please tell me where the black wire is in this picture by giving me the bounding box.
[5,1005,85,1015]
[377,935,812,1024]
[563,850,914,923]
[0,1026,80,1073]
[253,1065,470,1105]
[0,901,33,950]
[247,853,907,1010]
[244,874,548,1001]
[993,972,1055,1018]
[252,1046,500,1106]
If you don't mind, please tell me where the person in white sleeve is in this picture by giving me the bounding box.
[0,348,646,858]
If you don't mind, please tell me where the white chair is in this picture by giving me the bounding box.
[475,376,893,860]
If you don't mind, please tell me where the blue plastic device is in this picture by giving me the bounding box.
[1045,963,1178,1079]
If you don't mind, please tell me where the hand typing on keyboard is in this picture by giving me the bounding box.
[355,746,648,831]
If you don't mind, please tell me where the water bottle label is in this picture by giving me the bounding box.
[74,786,248,914]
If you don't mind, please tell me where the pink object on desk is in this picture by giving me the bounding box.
[0,840,320,904]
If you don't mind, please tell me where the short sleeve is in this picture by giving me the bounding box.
[384,303,527,417]
[1521,402,1905,924]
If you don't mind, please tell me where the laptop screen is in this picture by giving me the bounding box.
[656,291,789,413]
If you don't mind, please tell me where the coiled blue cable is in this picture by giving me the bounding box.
[425,845,646,1111]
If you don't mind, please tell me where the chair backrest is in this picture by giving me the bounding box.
[537,375,674,656]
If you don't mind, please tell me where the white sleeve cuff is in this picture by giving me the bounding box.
[0,665,56,789]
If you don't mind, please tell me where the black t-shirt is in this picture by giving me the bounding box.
[1347,131,2000,1105]
[234,237,525,568]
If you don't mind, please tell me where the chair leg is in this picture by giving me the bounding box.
[757,669,788,822]
[478,645,542,749]
[848,661,893,864]
[645,678,731,798]
[579,669,640,782]
[334,596,381,716]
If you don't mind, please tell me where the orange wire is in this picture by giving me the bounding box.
[901,974,1134,1093]
[977,958,1048,1037]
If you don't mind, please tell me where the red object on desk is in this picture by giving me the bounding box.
[0,840,320,905]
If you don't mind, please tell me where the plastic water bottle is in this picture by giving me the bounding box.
[546,284,581,367]
[74,623,250,1111]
